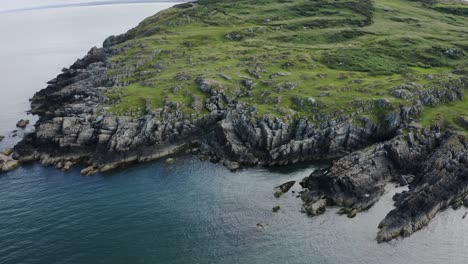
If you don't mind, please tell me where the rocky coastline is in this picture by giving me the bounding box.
[3,31,467,242]
[299,127,468,242]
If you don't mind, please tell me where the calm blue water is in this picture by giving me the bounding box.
[2,2,468,264]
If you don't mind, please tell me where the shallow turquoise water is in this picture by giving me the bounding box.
[2,2,468,263]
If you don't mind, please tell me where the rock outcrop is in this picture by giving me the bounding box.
[13,45,417,175]
[0,153,19,172]
[16,119,29,129]
[299,127,468,242]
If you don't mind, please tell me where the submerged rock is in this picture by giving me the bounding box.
[272,206,281,212]
[274,181,295,198]
[165,158,176,165]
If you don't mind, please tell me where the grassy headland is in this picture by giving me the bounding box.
[105,0,468,134]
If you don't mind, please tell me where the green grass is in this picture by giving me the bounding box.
[420,98,468,135]
[104,0,468,131]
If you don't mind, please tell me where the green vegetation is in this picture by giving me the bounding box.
[433,2,468,15]
[106,0,468,133]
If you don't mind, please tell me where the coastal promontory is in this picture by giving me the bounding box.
[6,0,468,242]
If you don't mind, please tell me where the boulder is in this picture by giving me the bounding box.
[81,166,96,176]
[16,119,29,129]
[398,174,415,186]
[1,160,19,172]
[1,149,13,156]
[459,115,468,128]
[274,181,295,198]
[272,206,281,212]
[63,161,74,171]
[223,161,240,171]
[347,209,358,218]
[304,199,327,216]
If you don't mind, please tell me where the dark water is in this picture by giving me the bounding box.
[2,2,468,264]
[2,157,468,264]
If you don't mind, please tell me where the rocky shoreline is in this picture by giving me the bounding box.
[299,127,468,242]
[4,34,467,242]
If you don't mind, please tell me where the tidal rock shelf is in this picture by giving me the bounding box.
[300,128,468,242]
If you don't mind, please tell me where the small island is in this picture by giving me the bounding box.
[5,0,468,242]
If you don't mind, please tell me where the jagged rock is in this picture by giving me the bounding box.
[272,206,281,212]
[375,98,391,107]
[63,161,74,171]
[348,209,357,218]
[452,200,463,210]
[81,166,97,176]
[175,71,191,81]
[274,181,295,198]
[246,69,261,79]
[219,74,232,80]
[241,79,256,90]
[0,154,19,172]
[225,32,243,41]
[304,198,327,216]
[1,149,13,156]
[277,181,295,193]
[0,135,4,142]
[443,47,464,59]
[459,115,468,128]
[398,174,415,186]
[391,89,414,99]
[223,160,240,171]
[300,129,468,242]
[16,119,29,129]
[269,72,290,79]
[165,158,176,164]
[464,197,468,208]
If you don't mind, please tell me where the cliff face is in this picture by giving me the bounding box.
[13,45,419,174]
[9,0,468,242]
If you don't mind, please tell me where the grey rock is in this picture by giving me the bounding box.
[16,119,29,129]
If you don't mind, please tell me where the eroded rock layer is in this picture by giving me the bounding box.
[300,128,468,242]
[13,46,418,174]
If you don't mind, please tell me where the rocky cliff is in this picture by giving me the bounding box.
[7,0,468,242]
[12,45,422,174]
[300,127,468,242]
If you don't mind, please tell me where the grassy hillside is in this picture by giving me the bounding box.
[106,0,468,134]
